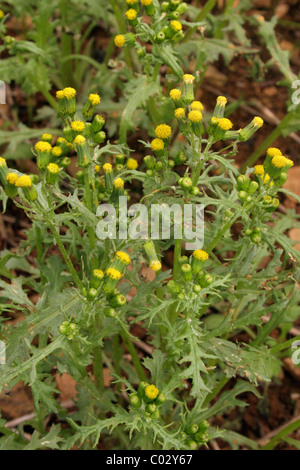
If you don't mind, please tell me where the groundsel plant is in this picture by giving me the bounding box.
[0,0,300,452]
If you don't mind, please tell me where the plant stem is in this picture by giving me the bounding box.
[93,316,105,393]
[121,331,147,382]
[83,167,98,270]
[261,419,300,450]
[109,0,133,70]
[45,216,84,292]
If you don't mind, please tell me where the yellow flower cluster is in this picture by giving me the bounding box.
[15,175,32,188]
[271,155,293,169]
[150,260,162,272]
[127,158,138,170]
[113,177,124,189]
[252,117,264,128]
[171,20,182,32]
[145,385,159,400]
[151,138,164,151]
[192,250,209,261]
[89,93,101,106]
[216,96,227,106]
[114,35,126,47]
[169,89,182,101]
[188,110,202,123]
[56,87,76,100]
[47,163,60,174]
[115,251,131,265]
[217,118,233,131]
[106,268,122,280]
[103,163,113,173]
[71,121,85,132]
[155,124,171,139]
[35,141,52,153]
[74,135,86,145]
[175,108,185,119]
[191,101,204,111]
[126,8,137,20]
[6,173,18,185]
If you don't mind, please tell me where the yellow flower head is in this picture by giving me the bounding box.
[0,10,4,19]
[126,0,137,4]
[175,108,185,119]
[150,260,161,272]
[106,267,122,280]
[6,173,18,185]
[171,20,182,32]
[16,175,32,188]
[95,165,101,173]
[271,155,293,169]
[260,173,274,186]
[71,120,85,132]
[47,163,60,174]
[74,135,86,145]
[145,385,159,400]
[252,116,264,128]
[210,117,218,125]
[151,138,164,151]
[183,74,195,84]
[188,110,202,123]
[155,124,172,139]
[52,146,63,157]
[126,8,137,20]
[254,165,264,176]
[113,177,124,189]
[93,269,104,279]
[141,0,153,5]
[169,89,182,101]
[42,133,52,142]
[191,101,204,111]
[63,87,76,99]
[35,141,52,153]
[217,118,233,131]
[114,35,126,47]
[89,93,101,106]
[115,251,131,265]
[0,157,7,167]
[216,96,227,106]
[56,90,65,100]
[127,158,138,170]
[193,250,209,261]
[103,163,113,173]
[267,147,282,158]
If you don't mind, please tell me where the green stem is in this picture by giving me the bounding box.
[109,0,133,70]
[261,419,300,450]
[93,316,105,393]
[241,111,295,172]
[83,168,98,269]
[121,331,147,382]
[45,216,84,292]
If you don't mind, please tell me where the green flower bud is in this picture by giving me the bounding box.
[186,423,199,435]
[181,263,192,282]
[237,175,250,191]
[186,439,198,450]
[146,403,157,414]
[138,381,149,398]
[93,131,106,145]
[92,114,105,134]
[179,176,193,190]
[155,393,166,405]
[193,284,202,294]
[104,307,117,318]
[110,294,127,308]
[129,393,141,409]
[248,181,259,194]
[167,280,182,294]
[144,155,156,169]
[87,288,98,300]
